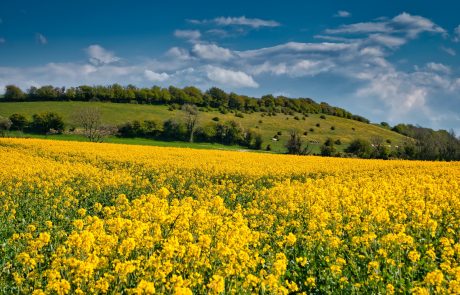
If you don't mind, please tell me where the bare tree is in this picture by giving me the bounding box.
[182,104,199,143]
[73,107,111,142]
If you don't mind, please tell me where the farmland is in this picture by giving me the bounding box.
[1,138,459,294]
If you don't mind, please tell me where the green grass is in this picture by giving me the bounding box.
[0,101,408,153]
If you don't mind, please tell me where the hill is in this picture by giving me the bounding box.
[0,101,407,153]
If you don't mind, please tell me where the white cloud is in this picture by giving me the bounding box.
[334,10,351,18]
[0,37,5,44]
[174,29,201,41]
[166,47,192,60]
[144,70,170,82]
[192,43,234,61]
[356,71,430,119]
[369,34,406,48]
[425,62,451,74]
[213,16,280,28]
[454,25,460,42]
[325,12,446,39]
[205,66,258,88]
[190,16,280,28]
[85,45,120,65]
[441,46,456,56]
[35,33,47,45]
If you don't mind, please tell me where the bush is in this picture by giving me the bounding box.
[162,119,186,140]
[335,139,342,145]
[345,139,372,158]
[330,126,335,131]
[9,113,29,131]
[320,115,326,119]
[0,116,12,137]
[294,116,300,120]
[266,144,271,151]
[303,131,308,136]
[320,138,336,156]
[316,123,320,127]
[212,117,220,122]
[29,112,65,134]
[277,131,282,135]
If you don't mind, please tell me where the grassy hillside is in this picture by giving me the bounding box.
[0,101,408,153]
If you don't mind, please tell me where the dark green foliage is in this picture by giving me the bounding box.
[4,85,26,101]
[320,138,336,156]
[392,124,460,161]
[320,115,326,119]
[285,130,311,155]
[162,119,187,141]
[345,139,372,158]
[29,112,65,134]
[9,113,29,131]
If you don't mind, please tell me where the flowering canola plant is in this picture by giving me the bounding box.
[0,138,460,294]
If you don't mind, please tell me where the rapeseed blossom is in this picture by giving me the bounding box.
[0,138,460,293]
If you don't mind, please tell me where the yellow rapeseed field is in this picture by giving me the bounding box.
[1,138,460,294]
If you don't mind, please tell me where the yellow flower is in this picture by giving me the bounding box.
[207,275,225,294]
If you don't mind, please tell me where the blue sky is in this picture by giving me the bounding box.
[1,0,460,132]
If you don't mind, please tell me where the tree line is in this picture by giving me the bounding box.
[0,107,263,150]
[2,84,370,123]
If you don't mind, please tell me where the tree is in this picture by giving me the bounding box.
[4,85,25,101]
[0,116,12,137]
[320,138,336,156]
[182,104,199,143]
[285,130,311,155]
[345,139,372,158]
[73,107,108,142]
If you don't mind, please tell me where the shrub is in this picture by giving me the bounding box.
[0,116,12,137]
[29,112,65,134]
[9,113,29,131]
[320,115,326,119]
[212,117,220,122]
[316,123,320,127]
[345,139,372,158]
[331,126,335,131]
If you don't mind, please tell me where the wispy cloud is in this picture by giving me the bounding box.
[85,44,120,65]
[189,16,280,28]
[174,29,201,41]
[453,25,460,42]
[325,12,446,39]
[0,38,5,44]
[425,62,451,74]
[35,33,48,45]
[440,46,456,56]
[334,10,351,18]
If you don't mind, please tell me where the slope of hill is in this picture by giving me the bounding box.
[0,101,408,153]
